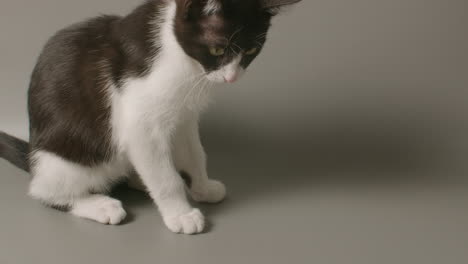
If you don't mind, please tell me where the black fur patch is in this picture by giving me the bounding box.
[27,1,163,166]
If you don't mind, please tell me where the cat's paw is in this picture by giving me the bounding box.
[190,180,226,203]
[163,208,205,235]
[71,196,127,225]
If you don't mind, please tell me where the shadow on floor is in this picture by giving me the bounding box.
[112,116,468,225]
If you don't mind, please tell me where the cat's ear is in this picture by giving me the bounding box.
[260,0,303,16]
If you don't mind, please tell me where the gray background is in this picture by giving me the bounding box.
[1,0,467,263]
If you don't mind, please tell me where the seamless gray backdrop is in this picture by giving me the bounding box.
[1,1,467,264]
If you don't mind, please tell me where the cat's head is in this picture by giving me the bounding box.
[173,0,302,83]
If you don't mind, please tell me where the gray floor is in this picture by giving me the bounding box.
[1,137,468,264]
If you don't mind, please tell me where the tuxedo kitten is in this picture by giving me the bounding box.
[0,0,302,234]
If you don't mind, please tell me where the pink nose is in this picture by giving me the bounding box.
[224,75,238,83]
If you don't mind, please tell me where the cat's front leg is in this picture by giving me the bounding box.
[173,118,227,204]
[127,126,204,235]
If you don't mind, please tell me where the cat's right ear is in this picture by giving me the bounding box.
[260,0,303,16]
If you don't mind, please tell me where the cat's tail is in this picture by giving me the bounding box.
[0,131,30,172]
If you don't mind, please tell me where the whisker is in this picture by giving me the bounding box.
[255,32,268,40]
[183,77,205,106]
[175,72,205,92]
[232,43,242,50]
[230,46,239,56]
[196,79,209,104]
[181,73,207,106]
[254,41,264,49]
[228,26,244,44]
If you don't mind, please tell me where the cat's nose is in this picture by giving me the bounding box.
[224,75,238,83]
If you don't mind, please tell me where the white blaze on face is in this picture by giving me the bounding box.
[206,55,245,83]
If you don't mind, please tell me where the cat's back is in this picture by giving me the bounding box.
[30,0,161,94]
[27,15,123,165]
[30,15,121,91]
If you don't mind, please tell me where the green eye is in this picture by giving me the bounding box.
[245,47,258,55]
[209,47,225,56]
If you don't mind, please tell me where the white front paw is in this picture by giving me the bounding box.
[71,196,127,225]
[163,208,205,235]
[191,180,227,203]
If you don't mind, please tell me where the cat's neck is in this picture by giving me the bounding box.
[113,1,202,83]
[156,1,201,73]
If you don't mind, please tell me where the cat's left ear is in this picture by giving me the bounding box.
[260,0,303,16]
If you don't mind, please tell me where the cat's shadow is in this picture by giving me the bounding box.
[112,116,464,226]
[198,120,465,222]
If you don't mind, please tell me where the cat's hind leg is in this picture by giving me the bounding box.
[28,151,127,225]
